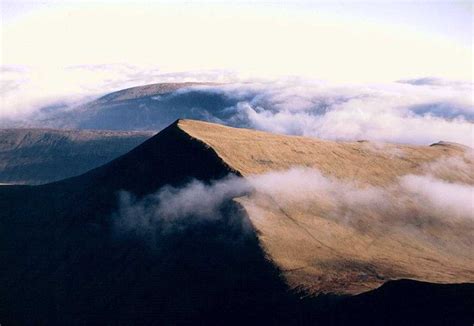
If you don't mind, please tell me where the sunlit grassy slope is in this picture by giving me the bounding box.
[178,119,474,295]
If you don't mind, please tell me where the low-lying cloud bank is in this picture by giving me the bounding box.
[200,78,473,146]
[0,64,232,119]
[1,66,472,147]
[115,162,474,243]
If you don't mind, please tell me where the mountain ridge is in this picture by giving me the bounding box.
[173,119,474,294]
[1,119,472,324]
[0,128,154,184]
[94,82,220,104]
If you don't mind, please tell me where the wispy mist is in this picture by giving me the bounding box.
[114,175,252,242]
[115,163,474,243]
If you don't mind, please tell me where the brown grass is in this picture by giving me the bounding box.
[178,119,474,295]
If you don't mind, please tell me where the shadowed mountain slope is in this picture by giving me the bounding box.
[1,121,289,325]
[1,119,473,325]
[0,128,154,184]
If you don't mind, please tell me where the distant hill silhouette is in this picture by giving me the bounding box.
[30,82,241,131]
[0,128,153,184]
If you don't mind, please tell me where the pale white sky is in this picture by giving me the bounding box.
[0,0,472,118]
[1,1,472,81]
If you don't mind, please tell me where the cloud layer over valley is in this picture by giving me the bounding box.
[203,78,473,146]
[1,69,472,147]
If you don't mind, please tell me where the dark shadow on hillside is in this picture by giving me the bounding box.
[1,120,473,325]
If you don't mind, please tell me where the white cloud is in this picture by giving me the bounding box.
[209,79,474,146]
[0,64,232,119]
[115,165,474,242]
[247,167,474,224]
[400,175,473,221]
[0,69,474,147]
[1,67,472,147]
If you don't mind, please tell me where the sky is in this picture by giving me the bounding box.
[1,0,472,82]
[0,0,473,125]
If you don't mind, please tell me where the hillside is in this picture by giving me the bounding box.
[0,119,472,325]
[31,82,233,130]
[179,120,474,294]
[0,128,154,184]
[94,82,219,103]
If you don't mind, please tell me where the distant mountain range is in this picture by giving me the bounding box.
[1,119,472,325]
[22,82,237,131]
[0,128,153,184]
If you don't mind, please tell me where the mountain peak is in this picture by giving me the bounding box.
[1,119,473,324]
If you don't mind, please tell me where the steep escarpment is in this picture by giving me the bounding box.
[0,120,294,325]
[1,119,472,325]
[178,119,474,295]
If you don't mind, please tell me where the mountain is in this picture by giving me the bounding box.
[1,119,472,325]
[94,82,218,103]
[173,120,474,295]
[31,82,236,131]
[0,128,154,184]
